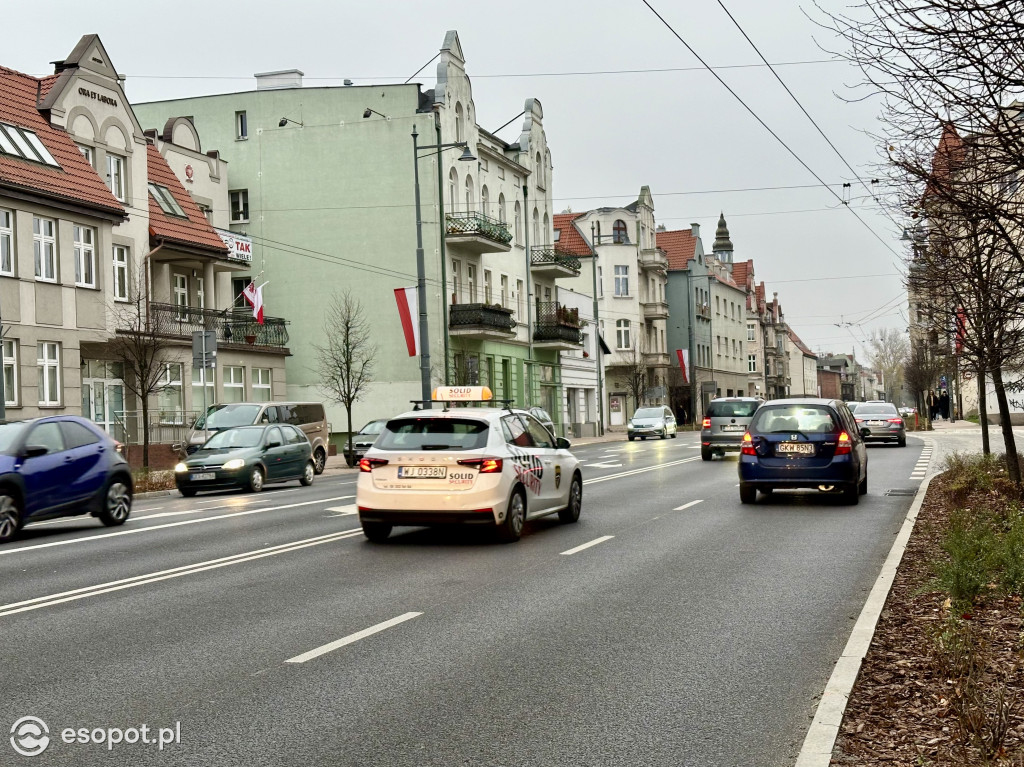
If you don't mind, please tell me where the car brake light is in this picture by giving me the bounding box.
[887,418,903,424]
[835,432,852,455]
[458,457,503,473]
[701,417,711,429]
[740,432,756,455]
[359,457,389,472]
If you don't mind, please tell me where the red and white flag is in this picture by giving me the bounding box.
[394,287,419,356]
[676,349,690,384]
[242,281,266,325]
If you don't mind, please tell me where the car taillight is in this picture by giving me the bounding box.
[855,418,864,423]
[701,417,711,429]
[740,432,756,455]
[887,418,903,425]
[359,457,388,472]
[458,458,503,473]
[835,432,852,455]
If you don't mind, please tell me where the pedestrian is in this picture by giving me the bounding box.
[927,390,936,420]
[939,390,950,420]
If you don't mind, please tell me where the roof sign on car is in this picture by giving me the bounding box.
[432,386,493,402]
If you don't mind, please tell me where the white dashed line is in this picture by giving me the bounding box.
[560,535,615,556]
[285,612,423,664]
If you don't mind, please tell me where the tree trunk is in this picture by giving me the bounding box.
[345,406,354,468]
[141,395,150,470]
[990,366,1020,486]
[978,370,990,455]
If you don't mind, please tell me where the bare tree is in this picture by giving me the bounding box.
[316,291,377,466]
[867,328,910,403]
[107,264,176,469]
[618,342,648,414]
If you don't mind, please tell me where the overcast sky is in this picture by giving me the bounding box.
[5,0,905,359]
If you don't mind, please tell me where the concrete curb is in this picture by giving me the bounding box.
[793,471,936,767]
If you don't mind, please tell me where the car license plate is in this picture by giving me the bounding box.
[722,425,744,432]
[190,472,216,481]
[397,466,447,479]
[869,420,884,426]
[776,443,814,455]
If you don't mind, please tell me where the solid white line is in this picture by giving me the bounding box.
[0,529,365,618]
[285,612,423,663]
[673,500,704,511]
[138,496,356,521]
[0,495,355,557]
[560,535,614,556]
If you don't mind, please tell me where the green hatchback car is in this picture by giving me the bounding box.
[175,424,315,496]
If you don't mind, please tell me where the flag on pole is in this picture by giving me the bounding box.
[394,287,419,356]
[676,349,690,384]
[242,281,266,325]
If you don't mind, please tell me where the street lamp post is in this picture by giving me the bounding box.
[410,125,475,404]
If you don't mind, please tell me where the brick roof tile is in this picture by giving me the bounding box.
[656,229,697,270]
[552,212,592,257]
[146,144,228,254]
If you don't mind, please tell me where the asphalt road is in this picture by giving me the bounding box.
[0,433,928,767]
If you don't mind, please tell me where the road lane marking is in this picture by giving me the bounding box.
[0,529,365,619]
[560,535,614,556]
[326,505,358,516]
[0,495,356,557]
[583,456,699,485]
[586,462,623,469]
[136,497,356,521]
[673,500,704,511]
[285,612,423,663]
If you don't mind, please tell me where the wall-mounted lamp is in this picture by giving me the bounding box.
[278,117,303,128]
[362,107,390,120]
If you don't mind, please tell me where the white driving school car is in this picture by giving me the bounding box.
[355,387,583,543]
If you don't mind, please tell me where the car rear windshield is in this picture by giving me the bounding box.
[750,405,840,434]
[633,408,664,419]
[376,418,490,451]
[706,401,759,418]
[855,404,899,416]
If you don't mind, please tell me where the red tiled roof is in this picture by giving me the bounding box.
[732,259,753,289]
[552,212,592,257]
[656,229,697,270]
[37,75,59,101]
[787,328,816,357]
[713,273,740,290]
[925,122,964,199]
[146,144,228,254]
[0,66,125,217]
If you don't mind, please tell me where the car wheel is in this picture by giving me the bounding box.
[300,461,315,486]
[361,521,392,542]
[497,489,526,542]
[628,435,635,442]
[859,473,868,495]
[248,466,265,493]
[660,432,667,439]
[0,493,22,544]
[345,453,357,468]
[739,483,756,504]
[313,448,327,475]
[701,447,712,461]
[898,437,906,447]
[843,483,860,505]
[98,477,132,527]
[640,436,646,441]
[179,488,198,498]
[671,431,677,439]
[558,474,582,524]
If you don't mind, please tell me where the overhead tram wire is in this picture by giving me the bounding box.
[641,0,906,267]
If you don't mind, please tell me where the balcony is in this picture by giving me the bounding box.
[530,246,581,278]
[148,303,289,349]
[449,302,517,340]
[696,304,711,320]
[445,211,513,255]
[533,301,583,349]
[640,247,668,272]
[641,300,669,320]
[644,351,671,368]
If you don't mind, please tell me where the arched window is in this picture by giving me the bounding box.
[465,175,474,212]
[613,219,628,244]
[532,208,540,246]
[543,212,550,245]
[481,185,489,217]
[498,193,506,223]
[455,103,464,143]
[448,168,458,213]
[514,202,522,243]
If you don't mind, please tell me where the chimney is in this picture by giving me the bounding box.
[690,223,700,238]
[255,69,305,90]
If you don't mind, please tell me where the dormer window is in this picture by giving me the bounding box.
[148,183,187,218]
[0,123,59,167]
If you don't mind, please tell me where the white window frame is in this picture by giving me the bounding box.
[73,224,96,288]
[0,208,12,276]
[3,339,17,406]
[174,274,188,320]
[191,366,215,414]
[224,366,245,402]
[158,363,184,423]
[253,367,272,401]
[113,245,129,301]
[616,319,631,350]
[230,189,249,223]
[235,111,248,140]
[196,277,205,311]
[107,153,125,202]
[78,144,94,167]
[37,341,60,406]
[747,324,756,342]
[614,265,629,297]
[484,269,492,304]
[33,216,56,282]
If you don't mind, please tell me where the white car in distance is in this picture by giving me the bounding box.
[356,386,583,543]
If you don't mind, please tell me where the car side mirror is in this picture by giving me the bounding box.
[860,427,871,439]
[23,445,49,458]
[265,440,282,449]
[555,437,572,450]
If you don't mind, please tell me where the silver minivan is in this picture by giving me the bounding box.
[188,402,330,474]
[701,397,762,460]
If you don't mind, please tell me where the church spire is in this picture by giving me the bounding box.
[712,212,733,263]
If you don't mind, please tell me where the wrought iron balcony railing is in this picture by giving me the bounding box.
[449,302,517,333]
[533,301,584,345]
[148,302,290,348]
[445,211,513,245]
[530,246,582,274]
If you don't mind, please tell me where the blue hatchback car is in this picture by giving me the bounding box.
[737,398,869,505]
[0,416,133,544]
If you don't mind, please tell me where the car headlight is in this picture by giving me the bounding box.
[174,462,189,473]
[627,421,634,428]
[221,458,246,470]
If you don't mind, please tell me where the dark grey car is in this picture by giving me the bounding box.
[852,402,907,446]
[701,397,762,460]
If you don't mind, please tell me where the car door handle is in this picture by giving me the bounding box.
[64,455,75,463]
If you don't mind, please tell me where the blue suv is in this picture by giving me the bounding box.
[737,398,869,505]
[0,416,133,544]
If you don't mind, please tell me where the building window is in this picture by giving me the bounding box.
[514,202,522,244]
[196,277,205,311]
[230,190,249,222]
[598,266,603,297]
[616,319,631,349]
[465,176,474,213]
[614,265,629,297]
[107,153,125,202]
[73,225,96,288]
[148,183,187,218]
[157,363,184,421]
[235,111,248,140]
[191,367,215,413]
[613,219,628,244]
[455,102,464,143]
[500,274,508,307]
[484,270,492,304]
[3,339,16,406]
[0,209,12,275]
[498,193,506,223]
[747,323,755,342]
[253,368,272,402]
[481,185,489,217]
[113,245,129,301]
[451,259,462,303]
[174,274,188,320]
[78,144,95,167]
[448,168,458,213]
[224,366,245,403]
[37,342,60,405]
[232,276,250,309]
[516,279,524,316]
[466,264,476,303]
[33,216,56,282]
[0,123,59,166]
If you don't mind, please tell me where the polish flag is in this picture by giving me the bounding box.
[394,287,419,356]
[242,281,265,325]
[676,349,690,384]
